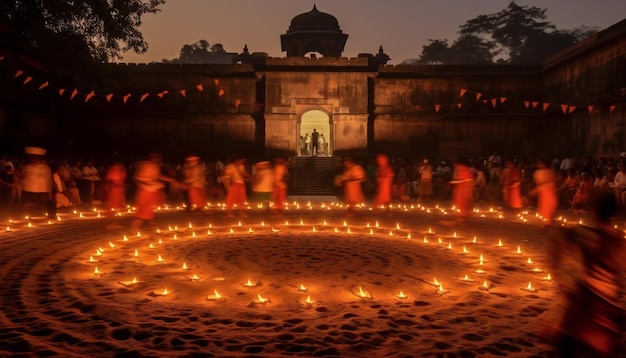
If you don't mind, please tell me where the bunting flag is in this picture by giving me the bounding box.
[157,90,168,98]
[543,103,549,111]
[14,70,23,78]
[196,84,204,92]
[235,99,241,108]
[85,90,95,103]
[106,93,113,102]
[38,81,49,90]
[218,89,225,96]
[179,89,186,97]
[23,76,32,85]
[491,98,497,107]
[476,92,482,101]
[459,88,467,97]
[561,104,568,114]
[214,79,219,86]
[123,93,131,104]
[140,93,149,102]
[457,103,462,109]
[482,99,488,104]
[610,105,617,113]
[500,97,507,104]
[568,106,576,114]
[435,104,441,113]
[59,88,66,96]
[531,101,539,109]
[524,101,530,108]
[70,88,78,100]
[587,105,594,113]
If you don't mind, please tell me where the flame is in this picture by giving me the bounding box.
[369,229,374,235]
[312,227,317,232]
[447,243,452,249]
[192,232,196,238]
[98,247,104,253]
[323,220,327,226]
[257,293,268,303]
[245,279,255,287]
[438,237,443,244]
[433,277,440,286]
[214,289,222,299]
[158,238,163,244]
[157,255,163,262]
[543,273,552,281]
[123,235,128,241]
[134,249,139,257]
[423,237,429,243]
[132,277,138,284]
[174,225,178,231]
[162,289,169,295]
[207,230,212,235]
[396,223,401,230]
[229,228,234,234]
[358,286,367,298]
[285,221,289,225]
[397,291,407,299]
[516,245,522,255]
[334,227,339,233]
[248,228,254,233]
[299,284,307,291]
[472,236,477,243]
[407,233,412,239]
[238,221,242,227]
[27,222,32,227]
[173,234,178,241]
[453,231,457,238]
[5,226,9,232]
[366,222,370,228]
[438,284,444,292]
[191,274,199,280]
[389,231,394,237]
[375,221,379,228]
[305,295,314,304]
[108,241,115,248]
[182,262,188,270]
[136,232,141,238]
[463,246,468,253]
[428,228,432,234]
[149,243,155,249]
[526,282,533,290]
[188,222,193,228]
[79,213,83,218]
[94,250,102,257]
[498,239,503,247]
[88,256,96,262]
[261,221,265,226]
[168,226,173,231]
[94,267,100,274]
[482,281,489,289]
[463,275,471,281]
[156,228,161,234]
[527,257,533,264]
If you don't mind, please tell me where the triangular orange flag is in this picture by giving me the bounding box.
[157,90,169,98]
[568,106,576,114]
[123,93,131,104]
[524,101,530,108]
[531,101,539,108]
[140,93,149,102]
[38,81,49,90]
[14,70,23,78]
[457,103,463,109]
[587,105,594,113]
[23,76,32,84]
[435,104,441,113]
[561,104,568,113]
[610,105,617,113]
[491,98,497,107]
[542,103,549,111]
[235,99,241,108]
[476,92,482,101]
[500,97,507,104]
[196,84,204,92]
[214,79,219,86]
[106,93,113,102]
[460,89,467,97]
[85,90,95,103]
[59,88,66,96]
[70,89,78,100]
[482,99,488,104]
[218,89,225,96]
[179,89,186,97]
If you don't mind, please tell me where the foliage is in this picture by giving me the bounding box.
[416,1,597,65]
[163,40,236,64]
[1,0,165,73]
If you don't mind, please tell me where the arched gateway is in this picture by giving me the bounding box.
[299,110,331,156]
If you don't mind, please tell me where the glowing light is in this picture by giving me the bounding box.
[305,295,314,304]
[369,229,374,235]
[88,256,96,263]
[27,222,32,228]
[248,228,254,233]
[433,277,440,286]
[438,237,443,244]
[395,291,408,299]
[358,286,368,298]
[463,246,469,254]
[396,223,401,230]
[192,232,196,238]
[472,236,477,243]
[134,249,139,257]
[207,230,212,235]
[256,293,269,303]
[6,226,9,232]
[244,279,256,288]
[93,267,100,275]
[149,243,155,249]
[497,239,503,247]
[182,262,188,270]
[516,245,522,255]
[206,289,223,301]
[229,228,234,234]
[261,221,265,227]
[453,231,457,238]
[375,221,379,228]
[158,238,163,244]
[543,274,552,281]
[527,257,533,264]
[323,220,327,226]
[157,255,164,262]
[423,237,429,243]
[482,281,489,289]
[522,282,536,292]
[300,220,304,226]
[136,232,141,238]
[298,284,307,292]
[191,274,200,281]
[156,228,161,234]
[188,222,193,229]
[447,243,452,250]
[123,235,128,241]
[407,233,411,239]
[334,227,339,233]
[389,231,394,237]
[462,275,474,282]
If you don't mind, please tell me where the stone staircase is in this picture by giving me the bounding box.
[288,156,342,196]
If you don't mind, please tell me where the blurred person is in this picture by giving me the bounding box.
[418,159,433,201]
[450,158,473,222]
[611,163,626,205]
[548,189,626,357]
[472,163,487,203]
[311,129,319,156]
[558,169,580,207]
[104,159,127,211]
[272,157,289,214]
[570,172,594,213]
[374,154,394,209]
[81,159,101,204]
[183,155,207,211]
[251,161,274,208]
[20,147,54,218]
[52,164,72,208]
[130,153,180,231]
[222,155,250,217]
[529,159,558,224]
[501,159,523,209]
[339,157,366,215]
[487,152,502,182]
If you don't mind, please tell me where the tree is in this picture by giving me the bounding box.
[413,1,597,65]
[164,40,235,64]
[1,0,165,72]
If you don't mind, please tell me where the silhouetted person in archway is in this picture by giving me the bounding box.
[311,129,320,156]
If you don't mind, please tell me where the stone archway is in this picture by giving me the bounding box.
[299,110,331,156]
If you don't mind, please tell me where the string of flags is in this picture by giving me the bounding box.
[2,55,621,115]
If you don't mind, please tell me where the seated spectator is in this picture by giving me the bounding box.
[570,172,594,212]
[558,169,580,207]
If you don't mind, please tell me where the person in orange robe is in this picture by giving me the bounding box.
[530,159,557,224]
[223,155,250,217]
[340,157,366,214]
[104,160,127,211]
[272,157,289,214]
[451,158,474,220]
[502,159,523,209]
[374,154,394,209]
[183,155,207,211]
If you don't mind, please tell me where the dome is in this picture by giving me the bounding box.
[287,5,342,33]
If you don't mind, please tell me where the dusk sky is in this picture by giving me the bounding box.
[122,0,626,64]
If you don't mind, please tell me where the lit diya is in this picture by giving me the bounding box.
[394,291,408,299]
[298,284,308,292]
[352,286,373,299]
[119,277,140,287]
[521,282,537,292]
[243,279,259,288]
[151,288,171,296]
[206,289,223,301]
[460,275,474,282]
[188,274,200,282]
[479,280,490,291]
[255,293,270,304]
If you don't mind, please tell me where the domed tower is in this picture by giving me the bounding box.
[280,5,349,57]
